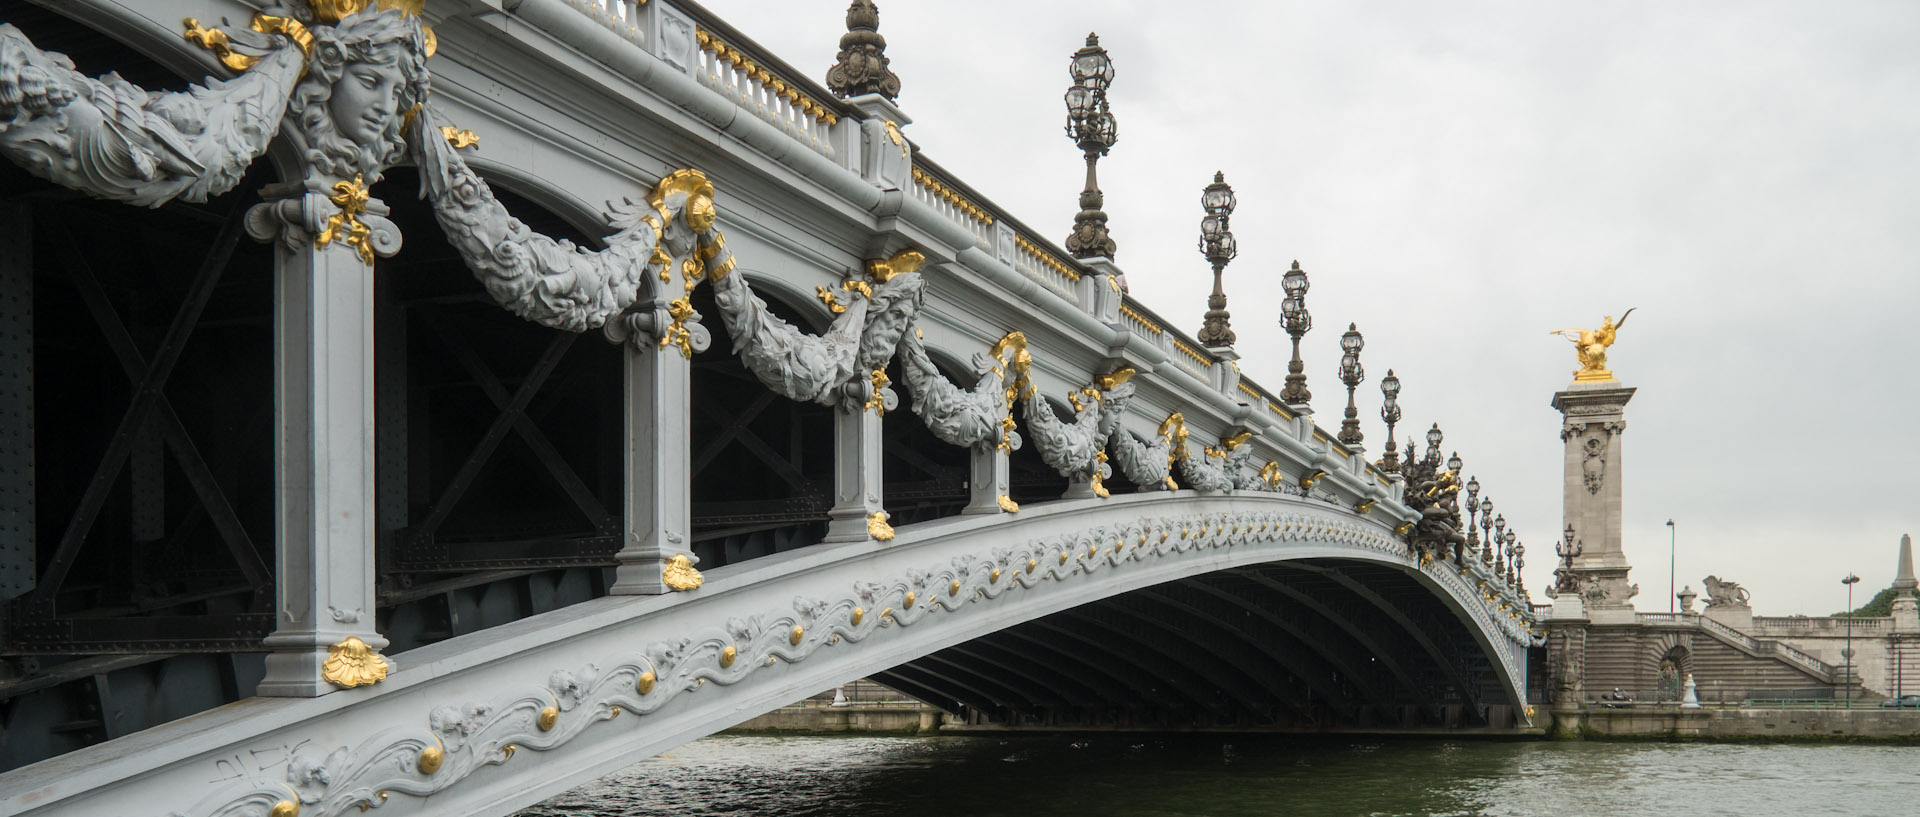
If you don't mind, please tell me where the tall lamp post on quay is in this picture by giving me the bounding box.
[1337,324,1365,445]
[1196,172,1238,347]
[1278,262,1313,408]
[1667,519,1676,613]
[1843,572,1860,708]
[1379,371,1401,473]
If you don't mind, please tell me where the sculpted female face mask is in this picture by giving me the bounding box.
[291,8,431,183]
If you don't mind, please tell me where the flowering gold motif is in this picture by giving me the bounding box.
[867,510,895,540]
[866,248,925,283]
[438,126,478,148]
[865,368,891,415]
[321,636,388,688]
[884,121,909,159]
[182,19,259,72]
[417,741,444,774]
[537,706,558,731]
[815,286,847,314]
[313,175,376,264]
[662,553,703,591]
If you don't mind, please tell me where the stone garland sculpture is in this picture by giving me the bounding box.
[414,103,691,333]
[893,330,1024,451]
[1020,377,1120,496]
[0,18,304,207]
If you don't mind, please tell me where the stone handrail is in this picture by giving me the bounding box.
[692,26,840,158]
[1635,612,1695,625]
[1694,614,1839,679]
[1012,233,1083,302]
[910,165,994,251]
[1754,615,1893,636]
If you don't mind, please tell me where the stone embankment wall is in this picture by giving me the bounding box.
[1555,708,1920,739]
[727,702,943,734]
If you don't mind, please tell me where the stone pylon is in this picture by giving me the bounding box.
[1551,379,1637,623]
[1892,533,1918,633]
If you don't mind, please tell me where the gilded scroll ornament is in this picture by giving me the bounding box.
[662,553,704,591]
[270,801,299,817]
[314,174,376,264]
[1550,307,1634,382]
[868,510,896,541]
[997,495,1020,513]
[416,741,444,774]
[438,125,478,148]
[867,248,924,282]
[321,636,390,688]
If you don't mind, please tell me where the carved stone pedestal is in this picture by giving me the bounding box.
[1551,380,1637,618]
[962,444,1012,515]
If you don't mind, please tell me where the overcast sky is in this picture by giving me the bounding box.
[711,0,1919,615]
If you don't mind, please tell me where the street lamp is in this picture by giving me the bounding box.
[1337,324,1365,445]
[1480,499,1495,566]
[1425,423,1443,466]
[1196,172,1237,347]
[1379,370,1402,473]
[1556,523,1584,596]
[1063,33,1117,259]
[1666,519,1676,613]
[1843,572,1861,708]
[1513,541,1527,594]
[1503,529,1518,584]
[1446,451,1462,477]
[1464,476,1481,557]
[1279,261,1312,407]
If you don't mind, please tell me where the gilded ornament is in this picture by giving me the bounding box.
[903,592,916,609]
[657,297,699,359]
[353,793,389,813]
[182,18,260,72]
[501,744,516,760]
[1549,308,1635,383]
[271,801,299,817]
[1026,558,1037,573]
[851,607,865,626]
[1217,431,1254,451]
[315,175,376,265]
[637,671,656,694]
[720,645,738,668]
[949,580,961,596]
[438,126,479,148]
[537,706,559,731]
[867,510,895,540]
[1395,522,1415,536]
[1086,545,1097,559]
[816,286,847,314]
[321,636,389,688]
[662,553,703,591]
[790,625,804,645]
[1357,500,1377,514]
[1095,367,1137,391]
[1299,470,1327,492]
[865,368,891,415]
[867,248,925,282]
[417,742,444,775]
[990,568,1002,583]
[997,494,1020,513]
[884,121,909,160]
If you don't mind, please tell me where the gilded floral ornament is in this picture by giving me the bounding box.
[866,248,925,282]
[314,174,376,264]
[997,495,1020,513]
[662,553,704,591]
[438,125,479,148]
[868,510,895,541]
[321,636,390,688]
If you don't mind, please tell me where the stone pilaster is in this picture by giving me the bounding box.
[962,443,1012,515]
[610,338,694,594]
[257,216,388,697]
[1550,380,1637,621]
[824,405,886,542]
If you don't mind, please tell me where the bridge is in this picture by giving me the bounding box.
[0,1,1542,815]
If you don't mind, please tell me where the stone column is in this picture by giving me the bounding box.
[1891,533,1918,633]
[962,443,1012,515]
[824,404,886,542]
[257,207,389,697]
[610,338,693,594]
[1550,380,1637,624]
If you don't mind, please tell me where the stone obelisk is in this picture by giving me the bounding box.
[1549,311,1638,625]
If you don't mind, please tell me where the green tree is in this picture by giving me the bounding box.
[1833,585,1896,617]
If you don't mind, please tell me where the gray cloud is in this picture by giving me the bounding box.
[715,0,1920,615]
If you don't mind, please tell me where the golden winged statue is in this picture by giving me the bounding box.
[1550,308,1635,382]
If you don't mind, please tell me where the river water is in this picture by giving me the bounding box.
[516,734,1917,817]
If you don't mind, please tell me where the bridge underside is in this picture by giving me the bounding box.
[881,561,1516,731]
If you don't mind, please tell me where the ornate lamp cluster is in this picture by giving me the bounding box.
[1278,261,1313,406]
[1336,323,1365,445]
[1378,370,1402,472]
[1392,423,1531,612]
[1195,172,1238,347]
[1552,524,1584,597]
[1062,33,1118,259]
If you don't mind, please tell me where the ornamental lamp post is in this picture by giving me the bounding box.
[1278,262,1312,407]
[1379,370,1402,473]
[1556,523,1584,595]
[1446,451,1462,477]
[1063,34,1117,260]
[1336,324,1365,445]
[1480,499,1495,565]
[1464,476,1481,555]
[1503,529,1518,583]
[1196,172,1238,347]
[1425,423,1443,466]
[1843,572,1861,708]
[1493,513,1507,566]
[1513,542,1526,591]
